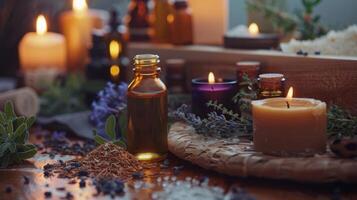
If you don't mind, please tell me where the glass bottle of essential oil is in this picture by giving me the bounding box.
[127,54,168,161]
[258,73,286,99]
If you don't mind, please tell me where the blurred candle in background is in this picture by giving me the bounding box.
[19,15,66,90]
[109,40,121,82]
[188,0,228,45]
[60,0,91,71]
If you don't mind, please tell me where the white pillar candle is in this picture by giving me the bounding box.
[251,87,327,156]
[19,15,66,90]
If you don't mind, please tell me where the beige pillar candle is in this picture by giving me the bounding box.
[188,0,228,45]
[251,87,327,156]
[19,15,66,90]
[60,0,92,72]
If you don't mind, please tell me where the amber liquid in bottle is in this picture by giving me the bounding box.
[127,54,168,161]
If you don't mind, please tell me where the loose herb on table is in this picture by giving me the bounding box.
[0,101,37,168]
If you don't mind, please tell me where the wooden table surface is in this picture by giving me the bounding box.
[0,130,356,200]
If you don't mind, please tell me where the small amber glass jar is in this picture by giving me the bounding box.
[258,73,285,99]
[127,54,168,161]
[236,61,260,83]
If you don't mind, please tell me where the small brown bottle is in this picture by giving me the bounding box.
[126,0,151,41]
[127,54,168,161]
[167,0,193,45]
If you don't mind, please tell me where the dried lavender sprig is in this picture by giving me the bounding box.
[90,82,127,136]
[170,104,252,138]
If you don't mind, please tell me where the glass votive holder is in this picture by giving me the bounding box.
[258,73,286,99]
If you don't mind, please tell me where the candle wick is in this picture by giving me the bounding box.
[286,101,290,109]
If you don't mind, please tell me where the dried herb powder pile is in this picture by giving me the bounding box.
[48,143,143,180]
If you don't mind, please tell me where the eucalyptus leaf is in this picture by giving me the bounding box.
[105,115,116,140]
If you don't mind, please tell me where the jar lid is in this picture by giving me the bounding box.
[259,73,284,81]
[236,61,260,70]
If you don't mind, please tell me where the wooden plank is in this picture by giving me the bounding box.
[128,43,357,114]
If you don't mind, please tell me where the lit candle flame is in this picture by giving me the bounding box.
[248,23,259,35]
[110,65,120,77]
[208,72,215,84]
[73,0,88,12]
[286,87,294,100]
[109,40,121,60]
[36,15,47,35]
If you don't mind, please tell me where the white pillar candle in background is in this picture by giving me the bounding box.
[19,15,66,90]
[188,0,228,45]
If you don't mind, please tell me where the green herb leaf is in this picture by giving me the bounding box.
[13,123,27,143]
[26,116,36,128]
[15,144,37,160]
[105,115,116,140]
[0,124,6,135]
[93,130,107,145]
[0,143,10,157]
[0,154,10,168]
[0,112,6,123]
[4,101,15,119]
[8,142,16,153]
[113,140,127,149]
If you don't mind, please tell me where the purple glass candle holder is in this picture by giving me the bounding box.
[191,78,237,118]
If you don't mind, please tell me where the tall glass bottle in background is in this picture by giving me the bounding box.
[127,54,168,161]
[167,0,193,45]
[126,0,151,41]
[151,0,172,43]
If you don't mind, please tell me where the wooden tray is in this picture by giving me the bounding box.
[168,122,357,183]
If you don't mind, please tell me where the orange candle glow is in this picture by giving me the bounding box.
[252,87,327,156]
[248,23,259,36]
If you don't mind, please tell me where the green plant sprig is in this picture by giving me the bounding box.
[40,73,87,117]
[0,102,37,168]
[93,115,126,149]
[327,105,357,139]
